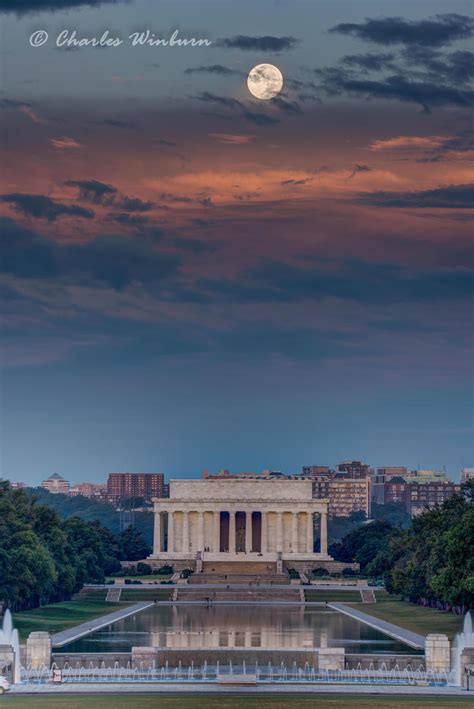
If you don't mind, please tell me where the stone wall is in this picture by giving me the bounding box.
[52,652,131,668]
[285,560,360,575]
[345,653,424,670]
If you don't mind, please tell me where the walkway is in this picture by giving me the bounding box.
[328,602,425,649]
[51,601,154,647]
[10,683,469,697]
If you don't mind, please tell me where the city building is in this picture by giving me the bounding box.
[372,467,408,504]
[11,481,26,489]
[384,476,410,506]
[41,473,70,494]
[149,477,332,573]
[301,465,331,477]
[336,460,372,479]
[409,481,461,516]
[405,469,448,484]
[68,483,107,498]
[461,468,474,483]
[312,476,371,518]
[107,472,166,503]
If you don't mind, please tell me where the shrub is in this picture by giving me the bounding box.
[158,564,174,575]
[313,567,328,577]
[342,567,357,576]
[287,568,300,579]
[136,562,152,575]
[180,568,193,578]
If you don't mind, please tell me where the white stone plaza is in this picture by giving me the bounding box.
[149,478,332,566]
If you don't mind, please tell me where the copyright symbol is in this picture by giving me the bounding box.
[30,30,48,47]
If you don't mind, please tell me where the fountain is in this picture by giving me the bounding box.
[451,611,474,686]
[0,610,21,683]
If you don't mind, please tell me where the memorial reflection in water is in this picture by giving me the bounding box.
[62,605,417,656]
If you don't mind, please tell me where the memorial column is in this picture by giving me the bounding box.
[245,511,252,553]
[229,511,236,553]
[167,511,174,553]
[153,510,162,554]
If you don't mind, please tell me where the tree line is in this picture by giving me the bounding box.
[330,480,473,612]
[0,481,151,611]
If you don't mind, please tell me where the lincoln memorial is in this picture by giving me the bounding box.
[149,478,332,570]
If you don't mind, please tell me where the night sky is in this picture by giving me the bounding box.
[1,0,473,484]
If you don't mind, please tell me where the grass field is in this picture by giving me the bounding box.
[12,600,130,640]
[348,595,464,639]
[119,589,173,601]
[305,590,363,602]
[106,574,173,582]
[3,695,472,708]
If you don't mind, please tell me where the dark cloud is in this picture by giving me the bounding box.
[65,180,153,212]
[357,183,474,209]
[348,164,372,179]
[158,139,177,147]
[194,91,279,125]
[198,257,473,306]
[0,0,128,14]
[107,212,150,227]
[89,118,138,130]
[117,196,154,212]
[0,217,180,290]
[341,53,396,72]
[159,193,193,204]
[168,237,217,255]
[401,47,474,85]
[184,65,241,76]
[65,179,117,203]
[0,193,94,221]
[217,35,298,52]
[280,178,312,186]
[315,68,474,111]
[271,96,303,115]
[329,14,474,47]
[242,110,279,126]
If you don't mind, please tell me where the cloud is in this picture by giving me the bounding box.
[0,98,41,123]
[0,217,181,290]
[217,35,298,51]
[357,183,474,208]
[341,53,396,72]
[348,164,372,179]
[280,178,312,186]
[209,133,256,144]
[158,139,176,147]
[117,196,154,212]
[65,179,117,203]
[315,68,474,111]
[369,135,452,151]
[168,236,217,255]
[329,14,474,47]
[271,97,303,115]
[185,65,241,76]
[198,257,473,306]
[90,118,138,130]
[0,0,129,14]
[50,136,84,150]
[0,193,94,221]
[194,91,279,125]
[107,212,150,227]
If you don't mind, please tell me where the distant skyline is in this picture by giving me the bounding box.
[1,0,473,484]
[5,460,470,487]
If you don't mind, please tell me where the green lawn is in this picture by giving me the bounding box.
[12,599,131,640]
[106,574,173,582]
[305,590,364,602]
[348,595,464,640]
[119,589,173,601]
[3,695,472,708]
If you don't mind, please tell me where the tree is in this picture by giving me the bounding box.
[329,520,394,572]
[118,525,151,561]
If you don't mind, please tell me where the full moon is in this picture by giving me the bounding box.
[247,63,283,100]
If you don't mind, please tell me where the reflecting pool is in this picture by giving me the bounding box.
[61,605,419,655]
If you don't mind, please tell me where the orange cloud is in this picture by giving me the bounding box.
[370,135,452,151]
[50,136,85,150]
